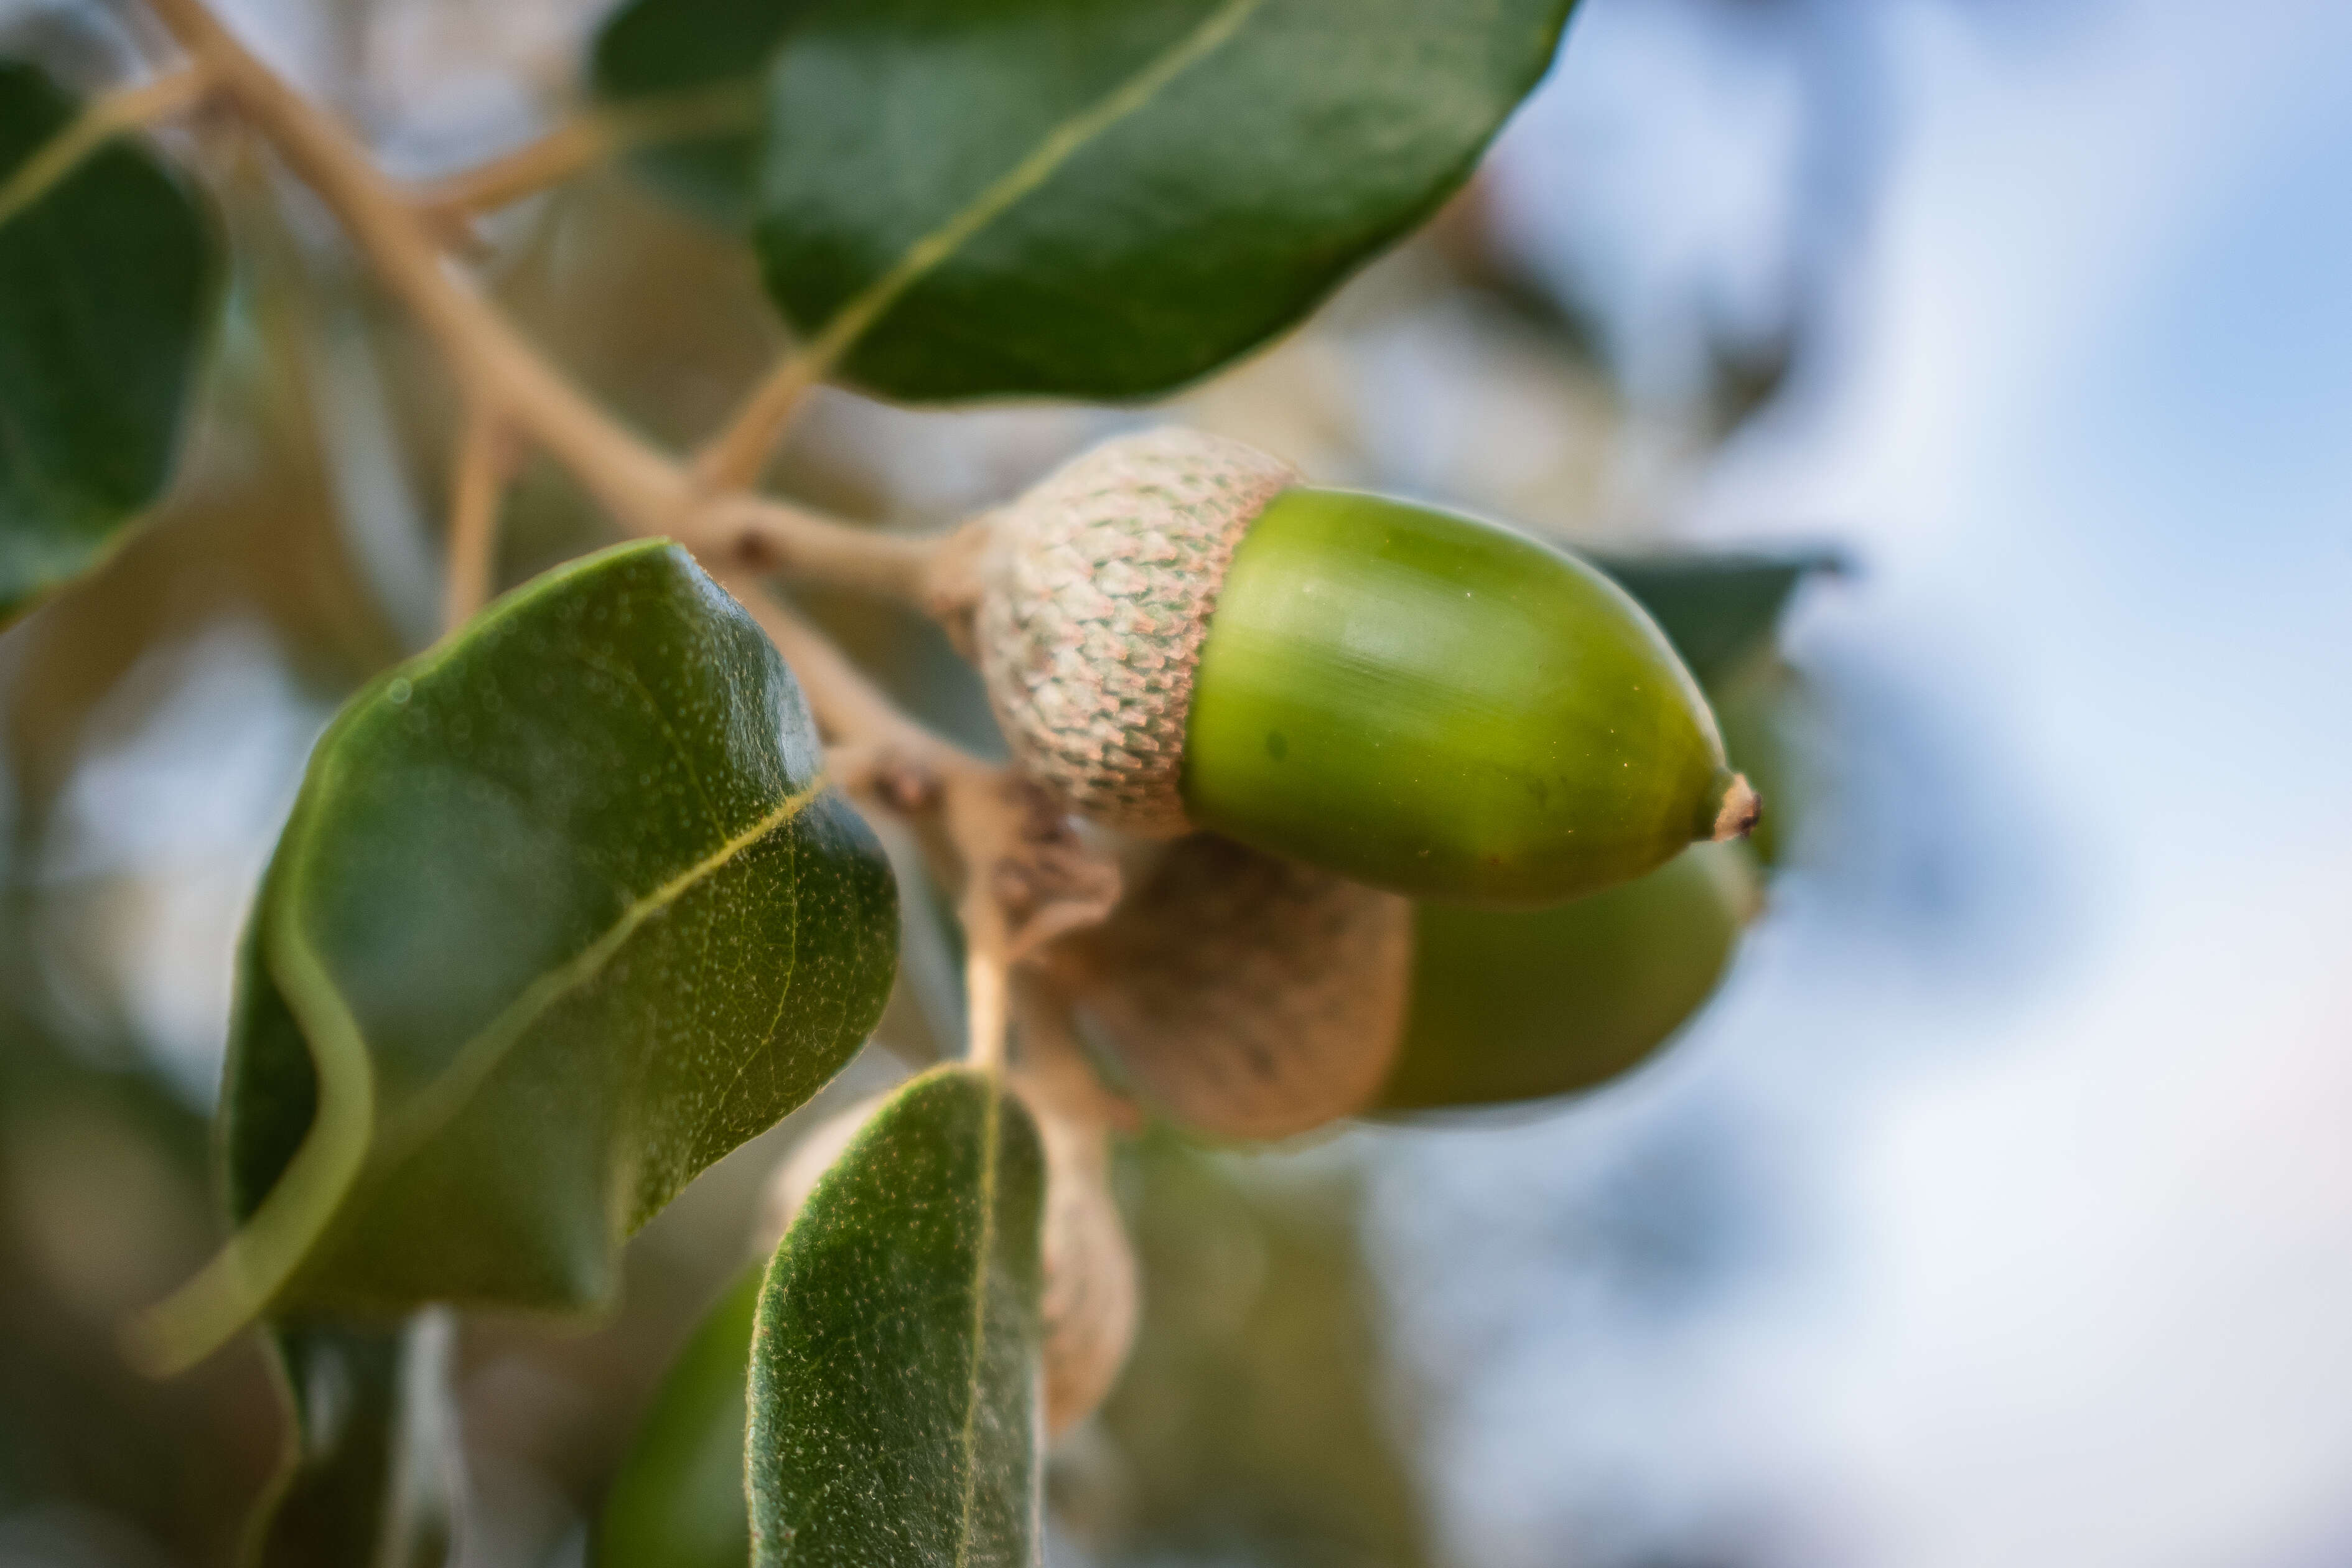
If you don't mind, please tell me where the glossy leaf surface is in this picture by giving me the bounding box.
[749,1066,1045,1568]
[0,59,217,622]
[134,541,897,1371]
[752,0,1577,400]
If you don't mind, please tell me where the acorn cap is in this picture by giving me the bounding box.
[978,429,1296,838]
[1055,833,1413,1141]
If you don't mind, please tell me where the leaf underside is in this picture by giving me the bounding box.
[0,58,217,622]
[748,0,1579,401]
[139,540,897,1371]
[749,1066,1045,1568]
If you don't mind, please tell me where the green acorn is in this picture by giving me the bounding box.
[976,429,1757,906]
[1378,840,1763,1112]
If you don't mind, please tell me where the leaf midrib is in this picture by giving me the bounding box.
[128,759,828,1372]
[951,1070,1006,1568]
[370,773,830,1170]
[792,0,1267,381]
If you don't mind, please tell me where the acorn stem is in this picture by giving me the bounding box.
[966,950,1010,1073]
[1711,773,1763,842]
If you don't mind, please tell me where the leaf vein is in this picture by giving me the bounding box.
[952,1072,1005,1568]
[373,775,830,1172]
[798,0,1267,380]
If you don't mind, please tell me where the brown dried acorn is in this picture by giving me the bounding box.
[974,429,1758,906]
[757,1082,1136,1440]
[1051,832,1412,1141]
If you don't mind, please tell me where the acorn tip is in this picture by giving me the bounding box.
[1711,773,1762,842]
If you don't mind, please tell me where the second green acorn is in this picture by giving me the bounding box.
[975,429,1756,906]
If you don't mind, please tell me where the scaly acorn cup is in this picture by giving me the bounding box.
[975,429,1758,905]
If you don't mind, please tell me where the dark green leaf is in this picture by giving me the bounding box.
[600,1265,763,1568]
[131,540,897,1371]
[752,0,1579,401]
[588,0,808,226]
[1380,841,1758,1113]
[0,59,218,622]
[1590,548,1841,693]
[749,1066,1045,1568]
[245,1318,458,1568]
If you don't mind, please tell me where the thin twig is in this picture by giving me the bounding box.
[139,0,1121,1106]
[441,404,510,628]
[145,0,691,531]
[408,118,609,227]
[694,350,825,492]
[0,63,214,230]
[966,951,1009,1072]
[408,83,762,240]
[137,0,958,603]
[703,494,943,603]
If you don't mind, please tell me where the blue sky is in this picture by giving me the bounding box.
[1377,3,2352,1564]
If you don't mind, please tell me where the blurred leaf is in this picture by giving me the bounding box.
[1704,322,1796,441]
[589,0,811,226]
[1381,841,1758,1113]
[131,541,898,1371]
[1073,1139,1432,1568]
[246,1317,457,1568]
[1713,657,1815,869]
[600,1264,762,1568]
[0,1009,271,1564]
[1593,549,1840,693]
[0,60,218,623]
[749,1066,1045,1567]
[752,0,1579,401]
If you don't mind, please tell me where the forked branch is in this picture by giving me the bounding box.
[406,85,760,229]
[441,403,512,628]
[138,0,1116,1060]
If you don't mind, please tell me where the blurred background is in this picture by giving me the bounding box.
[4,0,2350,1564]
